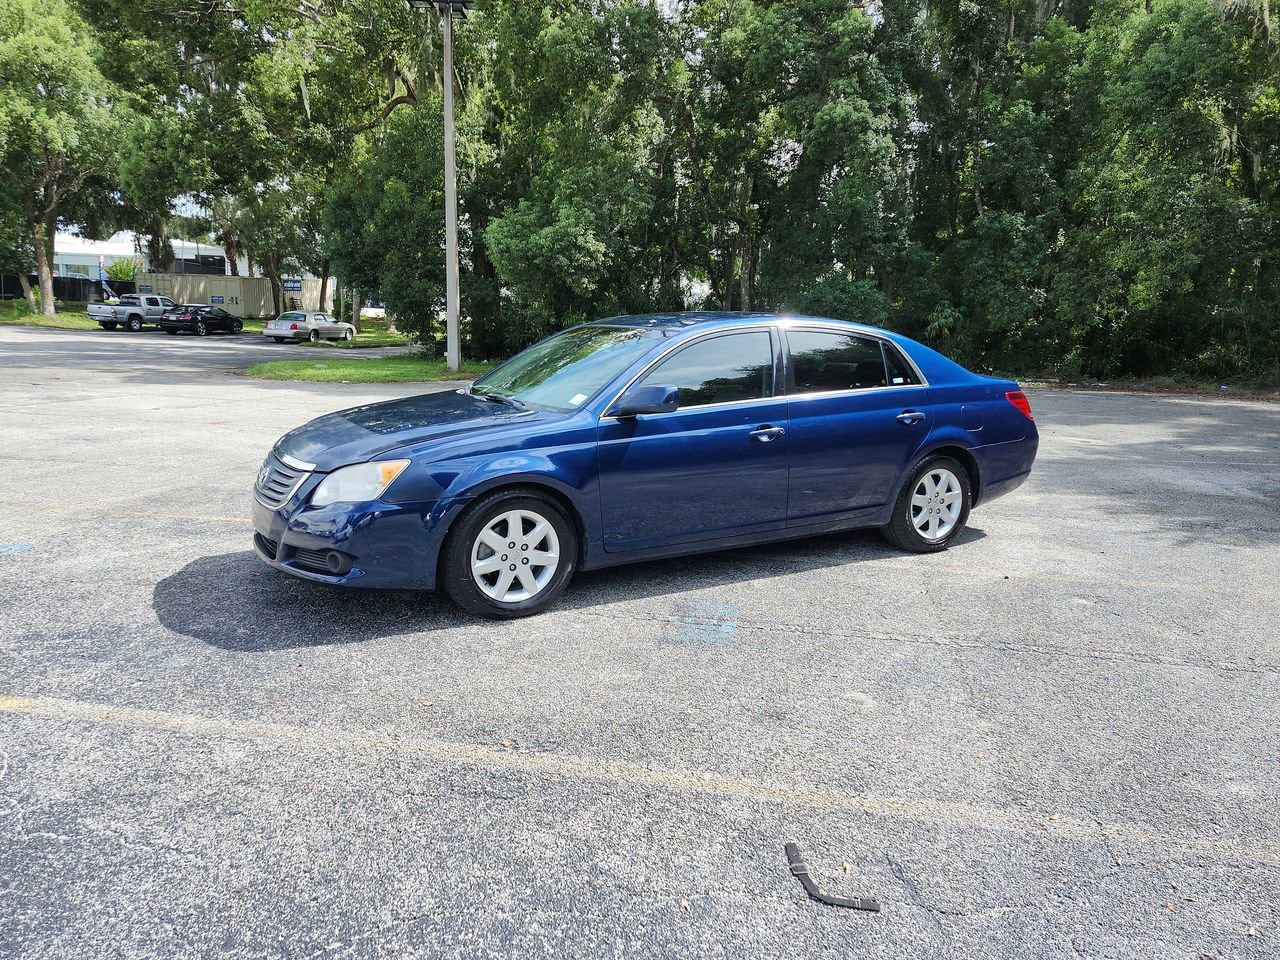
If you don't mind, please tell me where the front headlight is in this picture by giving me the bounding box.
[310,460,410,507]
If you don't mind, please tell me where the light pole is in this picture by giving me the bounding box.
[407,0,472,372]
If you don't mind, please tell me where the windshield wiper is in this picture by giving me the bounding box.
[476,390,527,410]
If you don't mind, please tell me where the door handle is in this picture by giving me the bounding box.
[896,410,925,425]
[750,425,786,443]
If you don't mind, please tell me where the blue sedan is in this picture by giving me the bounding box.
[252,312,1038,617]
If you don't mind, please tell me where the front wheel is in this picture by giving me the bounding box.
[231,319,243,334]
[343,327,354,341]
[441,491,577,619]
[883,456,972,553]
[194,320,208,336]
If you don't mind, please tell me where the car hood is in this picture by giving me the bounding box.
[275,389,552,472]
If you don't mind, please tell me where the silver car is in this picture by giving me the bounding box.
[263,311,356,343]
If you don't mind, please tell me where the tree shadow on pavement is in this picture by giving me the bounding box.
[154,527,986,652]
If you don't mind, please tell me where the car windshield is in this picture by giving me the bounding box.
[472,325,659,412]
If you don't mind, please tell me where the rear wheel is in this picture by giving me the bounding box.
[883,456,972,553]
[441,491,577,619]
[308,329,320,343]
[273,337,286,344]
[165,328,177,335]
[126,316,142,332]
[102,322,117,331]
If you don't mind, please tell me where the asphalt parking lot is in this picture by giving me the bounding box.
[1,324,1278,959]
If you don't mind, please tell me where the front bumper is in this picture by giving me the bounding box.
[251,487,470,591]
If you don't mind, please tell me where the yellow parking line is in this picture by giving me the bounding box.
[2,692,1274,864]
[8,503,248,524]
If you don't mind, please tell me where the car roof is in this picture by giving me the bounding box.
[588,311,892,338]
[584,310,983,386]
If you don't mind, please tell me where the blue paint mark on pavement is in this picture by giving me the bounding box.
[0,544,33,556]
[670,601,740,645]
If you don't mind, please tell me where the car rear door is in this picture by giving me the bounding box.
[783,327,933,525]
[596,327,789,551]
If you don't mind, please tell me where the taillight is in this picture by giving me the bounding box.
[290,323,298,330]
[1005,390,1034,420]
[160,312,168,320]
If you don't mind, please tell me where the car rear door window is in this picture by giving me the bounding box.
[787,330,891,393]
[883,342,921,385]
[638,331,773,407]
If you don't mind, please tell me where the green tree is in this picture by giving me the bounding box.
[0,0,119,315]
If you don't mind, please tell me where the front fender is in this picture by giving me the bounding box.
[414,442,603,561]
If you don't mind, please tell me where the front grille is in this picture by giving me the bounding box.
[254,532,279,560]
[255,451,311,509]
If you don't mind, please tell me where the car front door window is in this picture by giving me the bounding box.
[637,330,774,406]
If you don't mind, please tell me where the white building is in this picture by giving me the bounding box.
[52,231,251,279]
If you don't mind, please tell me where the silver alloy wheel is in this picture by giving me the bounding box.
[470,508,561,602]
[910,467,963,541]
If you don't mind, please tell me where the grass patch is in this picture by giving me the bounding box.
[297,328,411,349]
[240,355,493,383]
[0,300,96,330]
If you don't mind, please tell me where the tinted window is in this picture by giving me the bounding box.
[640,331,773,407]
[788,331,888,393]
[883,343,921,385]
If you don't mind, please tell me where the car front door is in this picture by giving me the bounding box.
[783,327,933,525]
[596,328,789,552]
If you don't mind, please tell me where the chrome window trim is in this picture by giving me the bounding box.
[598,325,779,421]
[780,322,930,393]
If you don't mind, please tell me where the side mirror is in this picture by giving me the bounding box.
[609,384,679,418]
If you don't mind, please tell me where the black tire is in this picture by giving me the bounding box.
[308,328,320,343]
[231,319,243,334]
[883,455,972,553]
[343,327,354,341]
[126,316,142,332]
[273,337,286,344]
[194,320,208,337]
[165,328,177,335]
[103,322,117,331]
[440,490,578,619]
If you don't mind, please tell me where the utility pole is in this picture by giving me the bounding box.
[408,1,472,372]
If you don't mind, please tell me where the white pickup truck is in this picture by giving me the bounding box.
[88,294,177,332]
